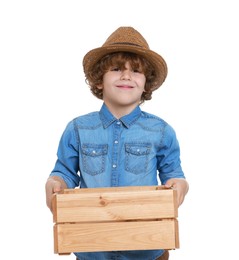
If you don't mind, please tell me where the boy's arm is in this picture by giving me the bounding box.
[157,124,189,207]
[45,176,67,212]
[164,178,189,207]
[46,120,80,212]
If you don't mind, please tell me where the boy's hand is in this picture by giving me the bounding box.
[45,176,67,212]
[164,178,189,207]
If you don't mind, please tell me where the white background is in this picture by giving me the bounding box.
[1,0,238,259]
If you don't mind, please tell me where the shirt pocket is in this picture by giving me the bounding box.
[82,144,108,175]
[125,143,151,174]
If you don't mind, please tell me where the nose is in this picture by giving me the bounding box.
[120,69,131,80]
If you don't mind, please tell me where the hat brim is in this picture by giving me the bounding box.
[83,45,168,88]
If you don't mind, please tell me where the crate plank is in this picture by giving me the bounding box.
[54,220,179,253]
[53,186,177,223]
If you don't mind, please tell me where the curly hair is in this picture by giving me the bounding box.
[85,52,159,103]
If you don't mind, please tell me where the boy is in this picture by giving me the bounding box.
[45,26,189,260]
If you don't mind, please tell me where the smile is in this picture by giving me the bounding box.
[116,85,134,89]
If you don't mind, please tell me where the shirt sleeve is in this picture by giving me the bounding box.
[50,120,80,188]
[157,123,185,184]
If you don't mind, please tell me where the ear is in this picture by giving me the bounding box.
[96,84,103,90]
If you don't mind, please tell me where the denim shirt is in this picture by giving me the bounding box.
[51,103,185,260]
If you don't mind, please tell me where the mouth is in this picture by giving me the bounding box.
[116,85,134,89]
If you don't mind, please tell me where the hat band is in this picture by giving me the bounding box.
[110,42,143,48]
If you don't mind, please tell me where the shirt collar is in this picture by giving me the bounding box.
[99,103,141,129]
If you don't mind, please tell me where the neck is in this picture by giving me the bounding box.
[104,102,138,119]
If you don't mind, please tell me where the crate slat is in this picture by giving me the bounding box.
[54,220,179,253]
[53,186,177,223]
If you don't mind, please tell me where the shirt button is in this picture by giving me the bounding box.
[112,164,117,168]
[116,121,121,125]
[114,140,118,144]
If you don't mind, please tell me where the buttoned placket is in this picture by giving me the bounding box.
[111,120,121,186]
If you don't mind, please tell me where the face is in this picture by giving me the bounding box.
[97,61,146,116]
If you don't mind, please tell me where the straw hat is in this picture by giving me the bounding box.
[83,26,168,88]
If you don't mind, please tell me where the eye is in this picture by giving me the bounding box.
[132,68,143,73]
[110,67,120,72]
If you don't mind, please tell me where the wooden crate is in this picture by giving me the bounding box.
[52,186,179,254]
